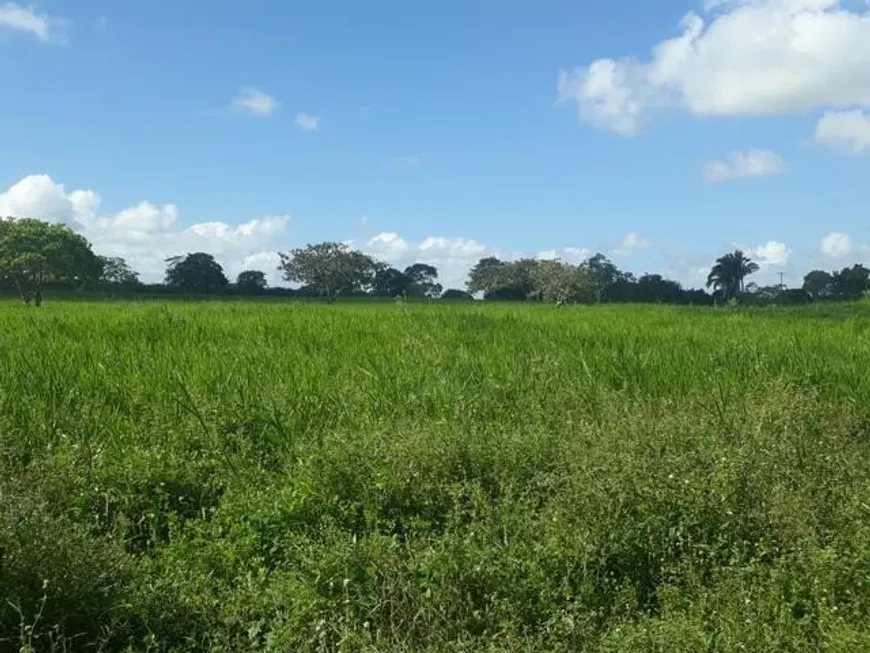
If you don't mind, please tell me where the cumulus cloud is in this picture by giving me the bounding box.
[612,232,651,256]
[0,174,290,285]
[821,231,853,258]
[559,0,870,134]
[704,150,787,183]
[364,232,488,289]
[0,2,67,43]
[295,113,320,131]
[535,247,592,264]
[752,240,791,266]
[232,87,280,117]
[367,232,411,255]
[814,110,870,153]
[365,235,598,288]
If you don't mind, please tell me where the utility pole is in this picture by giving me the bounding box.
[779,272,785,306]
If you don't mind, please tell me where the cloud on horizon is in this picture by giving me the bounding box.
[3,175,860,291]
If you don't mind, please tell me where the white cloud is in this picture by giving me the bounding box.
[558,59,650,136]
[563,246,592,263]
[535,247,591,263]
[821,231,853,257]
[612,232,652,256]
[295,113,320,131]
[0,174,290,284]
[232,87,280,117]
[239,251,284,286]
[360,215,370,226]
[0,2,67,43]
[559,0,870,134]
[704,149,787,183]
[814,110,870,153]
[367,232,410,255]
[365,232,488,289]
[753,240,791,266]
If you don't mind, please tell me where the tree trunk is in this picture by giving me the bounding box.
[15,279,34,305]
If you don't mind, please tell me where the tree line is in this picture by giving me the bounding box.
[2,217,869,305]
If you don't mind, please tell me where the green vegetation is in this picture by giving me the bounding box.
[3,300,870,651]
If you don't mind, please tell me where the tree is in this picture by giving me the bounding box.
[635,274,683,303]
[372,267,411,297]
[237,270,268,292]
[706,250,759,302]
[165,252,228,293]
[741,283,785,305]
[803,270,834,300]
[404,263,442,298]
[467,257,538,300]
[0,217,103,302]
[441,288,474,300]
[99,256,140,286]
[467,257,506,296]
[581,253,633,302]
[832,264,870,300]
[531,259,598,304]
[278,242,382,300]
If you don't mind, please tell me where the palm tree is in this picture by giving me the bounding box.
[706,249,759,302]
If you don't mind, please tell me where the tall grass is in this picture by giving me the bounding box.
[2,300,870,651]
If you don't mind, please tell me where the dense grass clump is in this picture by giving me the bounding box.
[3,300,870,651]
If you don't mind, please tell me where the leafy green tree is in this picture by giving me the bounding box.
[635,274,683,303]
[237,270,268,291]
[372,267,411,297]
[532,259,598,304]
[441,288,474,300]
[99,256,140,286]
[706,250,759,302]
[278,242,382,301]
[404,263,442,298]
[580,253,633,302]
[741,283,785,305]
[165,252,229,292]
[802,270,834,300]
[0,217,103,302]
[467,257,538,300]
[466,257,505,296]
[832,264,870,300]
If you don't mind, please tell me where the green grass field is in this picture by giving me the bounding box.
[3,300,870,652]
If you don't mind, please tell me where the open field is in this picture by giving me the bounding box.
[3,300,870,652]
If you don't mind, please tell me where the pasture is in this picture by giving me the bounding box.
[2,300,870,652]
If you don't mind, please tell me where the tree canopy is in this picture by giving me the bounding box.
[467,257,539,300]
[706,250,759,301]
[372,266,411,297]
[0,217,103,297]
[404,263,442,298]
[165,252,229,292]
[464,253,707,305]
[237,270,268,291]
[9,224,870,307]
[531,259,598,304]
[441,288,474,301]
[99,256,140,286]
[278,242,381,299]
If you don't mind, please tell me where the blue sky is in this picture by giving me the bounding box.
[1,0,869,288]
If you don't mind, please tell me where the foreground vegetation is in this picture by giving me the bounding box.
[3,300,870,651]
